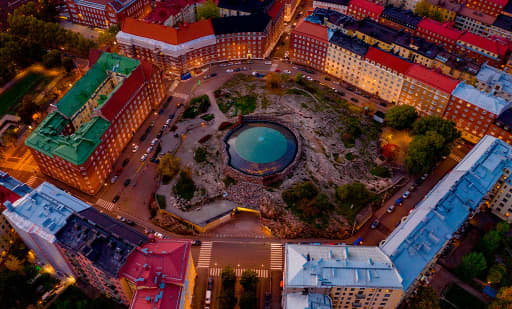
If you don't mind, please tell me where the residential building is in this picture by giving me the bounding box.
[453,7,496,37]
[283,244,403,309]
[120,239,196,309]
[490,14,512,40]
[392,32,441,68]
[56,207,148,304]
[415,18,462,52]
[456,32,508,67]
[217,0,275,16]
[0,0,32,29]
[325,31,369,86]
[142,0,205,27]
[284,293,332,309]
[490,109,512,152]
[313,0,350,14]
[354,18,398,52]
[289,20,329,71]
[65,0,150,29]
[359,47,411,103]
[268,1,286,51]
[3,182,90,277]
[464,0,508,17]
[398,64,460,116]
[432,50,481,79]
[212,14,273,61]
[25,52,165,194]
[445,82,511,143]
[379,6,421,33]
[403,0,422,11]
[323,9,359,33]
[487,160,512,222]
[476,63,512,101]
[424,0,462,22]
[0,172,32,258]
[346,0,384,22]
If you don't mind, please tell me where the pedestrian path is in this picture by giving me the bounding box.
[95,199,116,212]
[208,267,269,278]
[450,152,464,162]
[26,175,39,187]
[270,243,283,271]
[197,241,213,268]
[173,93,189,100]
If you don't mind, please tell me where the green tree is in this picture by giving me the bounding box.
[173,171,196,200]
[480,230,503,254]
[42,50,62,68]
[239,291,257,309]
[196,0,220,20]
[219,289,237,309]
[457,251,487,281]
[194,147,208,163]
[221,266,236,289]
[240,270,259,291]
[408,285,440,309]
[265,72,282,90]
[496,222,510,235]
[158,154,181,183]
[487,264,506,285]
[62,57,75,72]
[219,266,237,309]
[405,131,446,175]
[97,24,120,46]
[336,182,373,208]
[385,105,418,130]
[282,181,319,206]
[412,116,460,145]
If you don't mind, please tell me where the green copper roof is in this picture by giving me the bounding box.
[56,52,140,118]
[25,113,110,165]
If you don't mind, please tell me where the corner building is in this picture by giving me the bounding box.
[25,52,165,195]
[289,20,329,71]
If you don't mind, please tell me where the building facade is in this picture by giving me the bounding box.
[25,52,165,194]
[313,0,349,14]
[415,18,462,52]
[464,0,508,17]
[289,20,329,71]
[346,0,384,22]
[65,0,150,29]
[379,6,421,33]
[453,7,496,37]
[476,63,512,101]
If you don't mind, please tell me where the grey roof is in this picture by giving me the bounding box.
[211,14,271,34]
[505,0,512,14]
[493,14,512,32]
[381,6,422,30]
[217,0,275,13]
[393,31,441,59]
[56,207,148,277]
[357,18,399,44]
[329,31,369,56]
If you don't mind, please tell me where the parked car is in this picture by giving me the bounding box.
[110,175,118,183]
[264,61,272,65]
[395,197,403,206]
[370,220,380,229]
[192,240,202,246]
[112,195,120,203]
[226,69,233,73]
[124,179,131,187]
[207,277,213,290]
[284,70,291,74]
[140,154,148,161]
[154,232,164,238]
[324,76,331,81]
[421,173,428,181]
[132,144,139,152]
[409,184,416,192]
[158,108,165,115]
[350,98,358,102]
[116,215,126,222]
[151,138,159,146]
[414,178,423,186]
[339,91,345,96]
[166,118,172,125]
[122,158,130,167]
[386,205,395,213]
[146,146,153,153]
[156,131,163,139]
[126,219,135,226]
[379,101,387,107]
[169,114,174,119]
[275,68,281,72]
[150,121,155,127]
[140,133,148,141]
[210,73,217,77]
[265,292,271,309]
[402,191,411,199]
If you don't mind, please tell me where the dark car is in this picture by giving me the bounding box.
[234,68,241,72]
[350,98,358,103]
[395,197,403,206]
[370,220,380,229]
[156,131,163,139]
[140,133,148,141]
[112,195,120,203]
[339,91,345,96]
[210,73,217,77]
[169,114,174,119]
[124,179,131,187]
[414,178,423,186]
[192,240,202,246]
[324,76,331,81]
[207,277,213,290]
[126,219,135,226]
[265,292,271,309]
[158,108,165,115]
[379,101,387,107]
[122,158,130,167]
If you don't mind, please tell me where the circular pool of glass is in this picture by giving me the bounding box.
[224,121,298,177]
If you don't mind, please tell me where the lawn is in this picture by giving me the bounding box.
[0,73,46,117]
[441,284,485,309]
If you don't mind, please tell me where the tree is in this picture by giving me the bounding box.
[282,181,319,206]
[408,285,440,309]
[487,264,506,285]
[496,222,510,235]
[17,98,40,124]
[97,24,120,46]
[295,73,304,84]
[480,230,503,254]
[219,289,237,309]
[158,154,181,183]
[221,266,236,289]
[219,266,237,309]
[457,251,487,281]
[405,131,446,175]
[196,0,220,20]
[62,57,75,72]
[385,105,418,130]
[496,286,512,303]
[42,50,62,68]
[412,116,460,145]
[173,171,196,201]
[265,72,282,90]
[336,182,373,208]
[4,255,23,271]
[240,270,259,291]
[239,291,257,309]
[194,147,208,163]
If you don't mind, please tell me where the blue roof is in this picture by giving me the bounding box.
[0,171,32,197]
[285,292,332,309]
[381,135,512,290]
[451,82,511,115]
[3,182,90,238]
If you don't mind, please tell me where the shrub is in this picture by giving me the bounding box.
[218,121,234,131]
[370,166,391,178]
[156,194,166,209]
[173,171,196,201]
[183,95,210,118]
[200,113,215,121]
[223,176,237,187]
[194,147,208,163]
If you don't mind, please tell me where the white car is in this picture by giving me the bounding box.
[228,62,234,66]
[166,118,172,125]
[402,191,411,199]
[132,145,139,152]
[234,61,241,65]
[386,205,395,213]
[284,70,291,74]
[140,154,148,161]
[226,69,233,73]
[150,138,159,146]
[306,76,313,81]
[293,66,298,70]
[154,232,164,238]
[146,146,153,153]
[264,61,272,65]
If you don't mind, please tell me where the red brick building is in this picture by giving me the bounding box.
[289,20,329,71]
[415,18,462,52]
[65,0,150,29]
[25,51,165,194]
[465,0,507,17]
[456,32,509,67]
[346,0,384,22]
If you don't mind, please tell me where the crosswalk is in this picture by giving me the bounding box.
[270,243,283,271]
[26,175,39,187]
[208,267,269,278]
[96,199,116,212]
[197,241,213,268]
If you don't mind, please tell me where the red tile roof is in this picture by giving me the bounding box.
[268,1,284,20]
[293,20,328,42]
[364,47,412,74]
[458,32,508,56]
[349,0,384,16]
[406,64,460,94]
[122,17,214,45]
[417,18,462,41]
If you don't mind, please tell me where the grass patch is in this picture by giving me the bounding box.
[200,113,215,121]
[219,94,257,116]
[370,166,391,178]
[345,153,354,161]
[156,194,166,209]
[442,284,484,309]
[0,73,45,117]
[223,176,237,187]
[183,95,210,119]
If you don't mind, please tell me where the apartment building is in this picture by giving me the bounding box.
[464,0,508,17]
[392,32,440,68]
[313,0,350,14]
[445,82,511,143]
[456,32,508,67]
[25,52,165,194]
[398,64,460,116]
[120,239,196,309]
[431,50,481,80]
[142,0,205,27]
[490,14,512,40]
[379,6,421,33]
[359,47,410,103]
[346,0,384,22]
[415,18,462,52]
[453,7,496,37]
[283,244,403,309]
[289,20,329,71]
[218,0,275,16]
[325,32,369,86]
[476,63,512,101]
[424,0,462,22]
[354,18,398,52]
[65,0,150,29]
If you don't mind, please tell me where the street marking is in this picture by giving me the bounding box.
[270,243,283,270]
[26,175,39,187]
[136,162,145,173]
[197,241,213,268]
[96,199,116,212]
[208,267,269,278]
